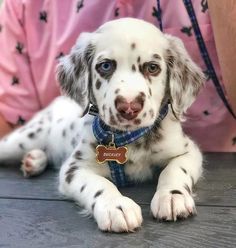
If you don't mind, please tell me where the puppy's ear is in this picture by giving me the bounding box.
[57,32,95,115]
[164,34,205,120]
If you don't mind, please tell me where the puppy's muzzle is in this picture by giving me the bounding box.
[115,93,145,120]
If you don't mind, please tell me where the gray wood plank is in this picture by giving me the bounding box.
[0,199,235,248]
[0,153,235,206]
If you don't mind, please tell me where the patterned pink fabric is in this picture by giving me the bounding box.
[0,0,235,151]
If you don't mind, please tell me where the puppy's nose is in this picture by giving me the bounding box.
[115,94,145,120]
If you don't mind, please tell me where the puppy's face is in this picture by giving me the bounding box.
[58,18,204,131]
[91,21,168,130]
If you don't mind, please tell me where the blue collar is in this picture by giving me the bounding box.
[92,104,169,187]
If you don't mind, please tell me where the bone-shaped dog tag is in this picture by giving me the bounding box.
[95,143,128,164]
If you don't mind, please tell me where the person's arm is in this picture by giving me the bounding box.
[0,114,14,138]
[208,0,236,112]
[0,1,40,129]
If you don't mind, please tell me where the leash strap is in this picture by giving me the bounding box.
[156,0,236,119]
[183,0,236,118]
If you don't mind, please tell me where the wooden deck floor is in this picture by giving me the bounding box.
[0,153,235,248]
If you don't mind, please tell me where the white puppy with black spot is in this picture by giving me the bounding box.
[0,18,205,232]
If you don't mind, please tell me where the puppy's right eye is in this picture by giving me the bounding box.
[96,60,116,74]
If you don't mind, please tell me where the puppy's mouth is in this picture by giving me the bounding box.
[106,110,152,131]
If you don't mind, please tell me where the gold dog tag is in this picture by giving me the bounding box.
[96,143,128,164]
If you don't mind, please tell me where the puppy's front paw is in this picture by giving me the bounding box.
[21,149,47,177]
[151,188,196,221]
[94,196,142,233]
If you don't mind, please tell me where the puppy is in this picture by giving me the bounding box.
[0,18,205,232]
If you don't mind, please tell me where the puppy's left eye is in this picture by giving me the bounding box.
[144,62,161,76]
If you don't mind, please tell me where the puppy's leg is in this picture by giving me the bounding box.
[0,111,51,176]
[59,158,143,233]
[151,140,203,221]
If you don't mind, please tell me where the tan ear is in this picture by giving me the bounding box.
[57,33,95,115]
[164,34,205,120]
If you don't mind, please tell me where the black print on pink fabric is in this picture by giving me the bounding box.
[17,116,26,126]
[152,6,161,21]
[181,26,192,37]
[16,42,24,54]
[114,7,119,17]
[39,11,48,23]
[12,76,20,85]
[201,0,208,13]
[56,52,64,60]
[77,0,84,13]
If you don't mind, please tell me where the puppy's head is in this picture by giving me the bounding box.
[57,18,204,130]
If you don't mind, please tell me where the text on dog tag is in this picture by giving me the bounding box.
[95,144,128,164]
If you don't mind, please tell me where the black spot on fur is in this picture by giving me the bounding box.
[184,184,191,194]
[191,176,195,187]
[149,109,154,118]
[109,108,117,126]
[62,129,66,137]
[137,56,141,63]
[84,120,92,126]
[116,206,123,212]
[90,142,97,150]
[19,143,25,150]
[129,160,134,165]
[171,190,182,195]
[36,128,42,133]
[149,87,152,96]
[114,89,120,94]
[28,132,35,139]
[184,143,189,148]
[94,189,104,198]
[102,104,106,111]
[95,79,102,90]
[74,150,82,160]
[131,43,136,50]
[142,112,147,118]
[181,167,187,174]
[132,64,136,72]
[134,119,141,125]
[91,202,96,212]
[71,137,77,148]
[69,161,77,167]
[80,184,86,193]
[65,165,79,183]
[153,54,161,60]
[135,143,142,149]
[116,113,124,123]
[70,122,75,130]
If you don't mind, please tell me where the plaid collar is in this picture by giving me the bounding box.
[92,104,169,187]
